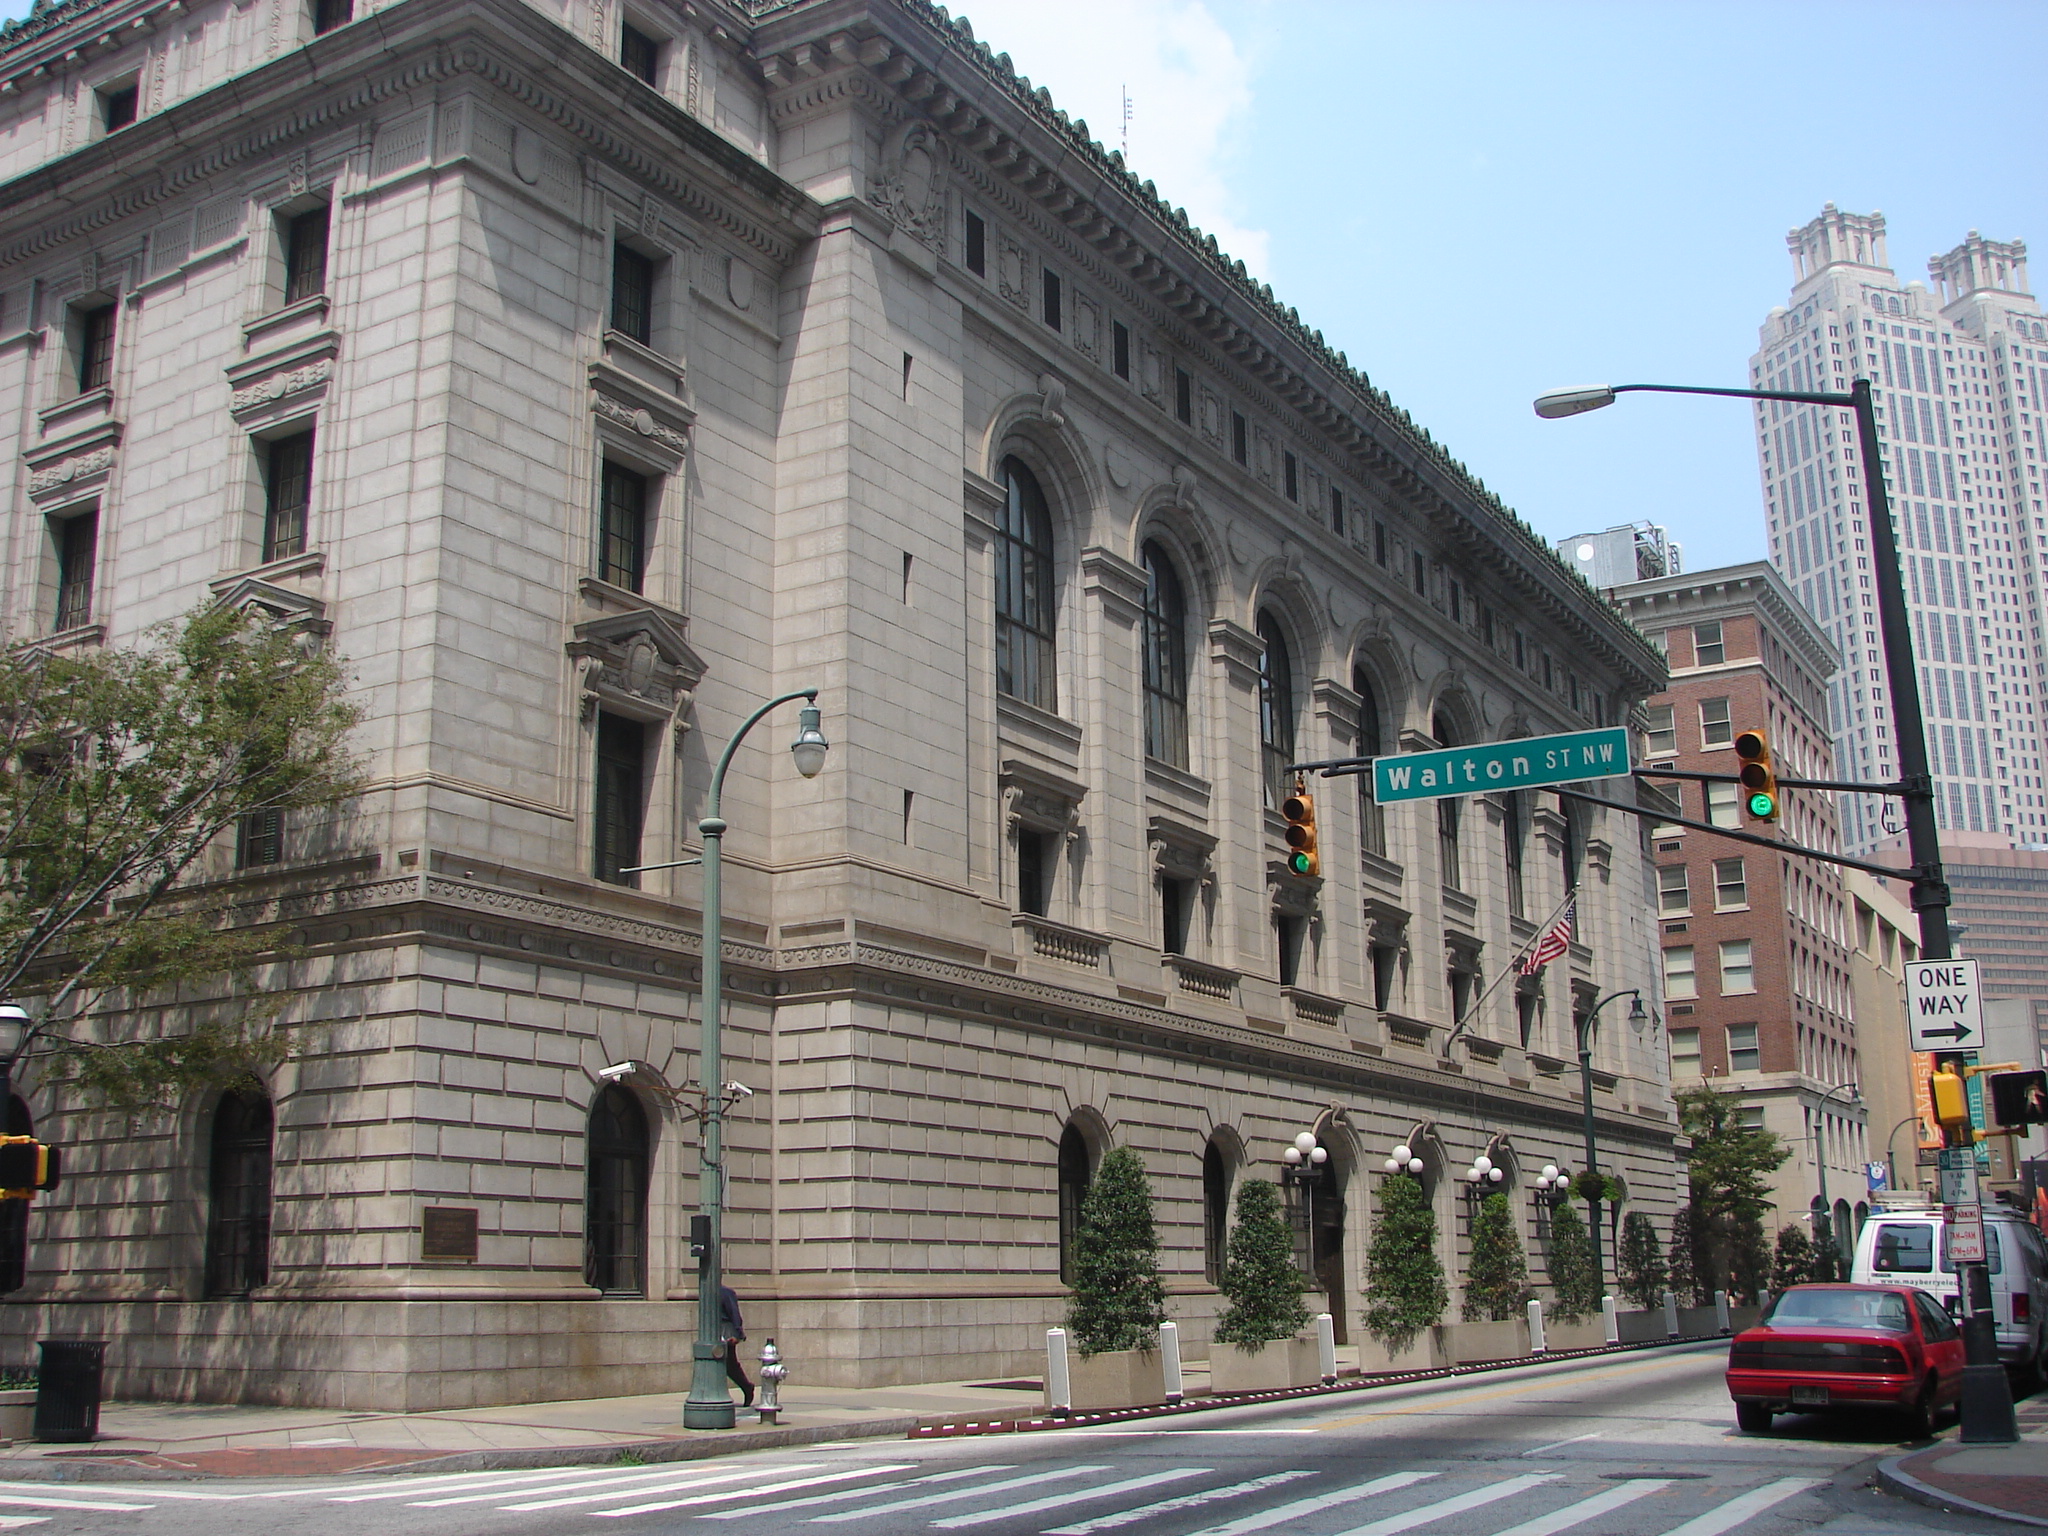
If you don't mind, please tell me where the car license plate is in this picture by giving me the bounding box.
[1791,1385,1830,1407]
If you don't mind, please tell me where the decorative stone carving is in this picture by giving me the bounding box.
[1148,816,1216,886]
[726,255,754,310]
[869,119,944,251]
[1269,863,1321,918]
[510,126,544,185]
[593,392,690,456]
[1104,441,1132,490]
[1000,758,1086,840]
[27,445,113,498]
[230,357,331,416]
[1035,372,1065,427]
[208,572,332,636]
[567,609,708,734]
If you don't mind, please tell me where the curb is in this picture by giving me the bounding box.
[1876,1453,2048,1530]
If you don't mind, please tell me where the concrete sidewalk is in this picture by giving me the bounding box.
[1878,1395,2048,1528]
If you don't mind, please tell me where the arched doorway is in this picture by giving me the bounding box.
[585,1085,650,1296]
[1057,1120,1095,1286]
[205,1089,274,1299]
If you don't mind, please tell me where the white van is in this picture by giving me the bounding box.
[1851,1205,2048,1376]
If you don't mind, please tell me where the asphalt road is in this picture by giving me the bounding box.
[0,1342,2020,1536]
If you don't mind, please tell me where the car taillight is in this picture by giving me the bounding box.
[2017,1293,2031,1323]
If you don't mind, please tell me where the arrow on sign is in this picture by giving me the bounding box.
[1917,1024,1979,1043]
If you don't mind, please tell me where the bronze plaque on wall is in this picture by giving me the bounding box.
[422,1206,479,1263]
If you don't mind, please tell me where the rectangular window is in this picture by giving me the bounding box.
[1412,551,1427,596]
[1174,367,1192,425]
[1734,1105,1766,1130]
[1231,410,1248,465]
[1669,1027,1700,1076]
[1017,830,1050,916]
[598,460,649,592]
[1160,877,1189,956]
[1699,696,1733,747]
[610,242,655,347]
[1645,703,1676,755]
[1693,619,1725,666]
[1726,1022,1761,1072]
[282,205,330,306]
[1707,780,1739,828]
[1657,864,1689,915]
[1663,945,1697,1000]
[1370,943,1396,1011]
[964,210,986,276]
[74,304,116,394]
[1283,451,1298,502]
[237,807,282,868]
[1374,521,1387,567]
[262,430,315,562]
[100,82,138,134]
[1719,938,1755,994]
[1041,268,1062,331]
[620,22,660,85]
[312,0,353,33]
[53,510,97,632]
[593,714,646,886]
[1713,857,1748,909]
[1330,487,1344,537]
[1276,914,1305,987]
[1112,320,1130,380]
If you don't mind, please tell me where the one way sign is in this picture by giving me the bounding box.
[1906,959,1983,1052]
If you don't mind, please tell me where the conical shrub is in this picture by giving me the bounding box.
[1462,1192,1529,1322]
[1066,1146,1167,1355]
[1362,1172,1446,1351]
[1214,1179,1311,1347]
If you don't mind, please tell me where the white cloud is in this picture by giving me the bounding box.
[952,0,1269,276]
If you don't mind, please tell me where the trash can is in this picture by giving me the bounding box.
[33,1340,104,1443]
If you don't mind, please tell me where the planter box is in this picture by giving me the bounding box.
[1207,1336,1320,1394]
[1675,1305,1722,1338]
[1538,1317,1608,1352]
[1357,1333,1446,1373]
[1729,1305,1762,1333]
[1054,1346,1166,1412]
[1616,1308,1673,1344]
[1439,1319,1530,1364]
[0,1390,31,1442]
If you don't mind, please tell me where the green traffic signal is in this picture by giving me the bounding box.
[1747,792,1776,818]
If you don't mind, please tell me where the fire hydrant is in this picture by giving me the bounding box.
[756,1337,787,1424]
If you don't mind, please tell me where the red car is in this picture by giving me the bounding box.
[1726,1282,1965,1436]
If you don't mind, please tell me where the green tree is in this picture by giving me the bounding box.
[1771,1223,1814,1294]
[0,607,362,1110]
[1546,1199,1601,1321]
[1811,1224,1845,1284]
[1462,1192,1529,1322]
[1676,1085,1788,1303]
[1728,1213,1771,1304]
[1066,1146,1167,1355]
[1669,1203,1701,1305]
[1213,1178,1310,1347]
[1617,1210,1668,1308]
[1362,1172,1447,1351]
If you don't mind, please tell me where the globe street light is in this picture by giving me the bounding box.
[0,1003,30,1110]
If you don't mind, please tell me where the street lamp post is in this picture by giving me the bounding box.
[0,1004,30,1113]
[1884,1113,1923,1194]
[1537,379,2014,1440]
[1808,1081,1859,1274]
[676,689,828,1431]
[1572,989,1646,1287]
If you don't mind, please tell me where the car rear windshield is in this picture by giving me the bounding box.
[1762,1289,1910,1331]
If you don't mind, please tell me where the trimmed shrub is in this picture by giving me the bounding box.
[1462,1192,1530,1322]
[1362,1173,1447,1351]
[1547,1199,1601,1322]
[1214,1179,1311,1347]
[1066,1146,1167,1355]
[1617,1210,1668,1308]
[1771,1224,1814,1294]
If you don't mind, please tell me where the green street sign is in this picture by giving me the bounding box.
[1372,726,1632,805]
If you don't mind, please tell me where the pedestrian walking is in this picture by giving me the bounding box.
[719,1284,754,1406]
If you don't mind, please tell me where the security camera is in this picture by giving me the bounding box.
[724,1080,754,1099]
[599,1062,637,1082]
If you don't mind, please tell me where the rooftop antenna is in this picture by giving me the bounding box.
[1121,84,1132,158]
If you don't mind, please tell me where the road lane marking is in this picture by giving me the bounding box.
[0,1516,48,1529]
[1659,1478,1825,1536]
[1519,1432,1601,1457]
[698,1465,1009,1519]
[1491,1479,1669,1535]
[330,1465,673,1501]
[932,1468,1211,1530]
[417,1463,827,1508]
[1181,1471,1436,1536]
[584,1465,925,1518]
[809,1465,1110,1523]
[1043,1470,1318,1535]
[0,1494,155,1512]
[1307,1355,1712,1433]
[1326,1474,1561,1536]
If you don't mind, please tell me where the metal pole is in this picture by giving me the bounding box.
[1573,989,1637,1288]
[682,689,818,1432]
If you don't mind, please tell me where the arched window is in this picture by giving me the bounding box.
[1056,1121,1093,1286]
[1503,791,1526,918]
[1561,797,1583,893]
[1353,666,1385,856]
[1257,613,1295,810]
[0,1095,29,1294]
[995,457,1057,711]
[205,1089,273,1299]
[1202,1137,1233,1285]
[585,1085,650,1296]
[1434,711,1461,891]
[1140,541,1189,768]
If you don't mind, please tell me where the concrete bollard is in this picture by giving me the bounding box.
[1527,1298,1546,1354]
[1314,1313,1337,1384]
[1601,1295,1619,1346]
[1160,1320,1184,1404]
[1046,1327,1072,1417]
[1714,1289,1731,1335]
[756,1338,787,1424]
[1663,1292,1680,1339]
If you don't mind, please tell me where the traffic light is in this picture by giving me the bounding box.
[1931,1068,1973,1134]
[1282,778,1319,878]
[1990,1069,2048,1128]
[0,1136,57,1200]
[1735,728,1778,822]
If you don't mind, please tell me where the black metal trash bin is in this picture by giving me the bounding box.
[33,1339,104,1443]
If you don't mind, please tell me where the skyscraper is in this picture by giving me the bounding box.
[1752,205,2047,854]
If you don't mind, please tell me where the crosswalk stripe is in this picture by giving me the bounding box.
[0,1493,154,1513]
[697,1464,1012,1519]
[809,1465,1112,1523]
[586,1466,925,1519]
[1658,1478,1825,1536]
[414,1462,834,1509]
[1327,1474,1561,1536]
[1182,1471,1436,1536]
[0,1515,48,1529]
[329,1464,664,1502]
[1491,1480,1669,1536]
[1044,1470,1320,1535]
[932,1468,1212,1531]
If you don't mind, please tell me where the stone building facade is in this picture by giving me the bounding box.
[0,0,1673,1408]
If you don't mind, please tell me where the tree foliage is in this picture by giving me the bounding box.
[1213,1178,1309,1348]
[1676,1085,1790,1303]
[1728,1214,1770,1304]
[1546,1198,1601,1321]
[1362,1172,1446,1350]
[1771,1224,1815,1294]
[1462,1192,1529,1322]
[1617,1210,1668,1308]
[1811,1224,1845,1285]
[1066,1146,1168,1355]
[1669,1203,1701,1305]
[0,607,361,1109]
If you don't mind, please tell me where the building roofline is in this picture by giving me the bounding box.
[1608,560,1840,680]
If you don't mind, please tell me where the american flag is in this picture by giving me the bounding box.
[1517,897,1575,976]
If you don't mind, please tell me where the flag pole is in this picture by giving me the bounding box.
[1442,886,1577,1053]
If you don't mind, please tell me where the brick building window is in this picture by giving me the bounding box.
[593,713,646,885]
[1714,858,1748,910]
[204,1090,273,1298]
[994,457,1057,711]
[1669,1027,1700,1076]
[1694,620,1725,666]
[263,429,315,563]
[1707,780,1740,828]
[598,460,649,592]
[1727,1023,1761,1072]
[1719,939,1755,995]
[1257,613,1295,810]
[1140,541,1189,768]
[1354,669,1386,857]
[610,242,655,346]
[237,808,283,868]
[72,303,116,394]
[1657,864,1689,915]
[1699,696,1733,748]
[1663,945,1696,999]
[282,206,331,305]
[620,22,660,85]
[52,510,97,632]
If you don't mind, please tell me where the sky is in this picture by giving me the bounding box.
[951,0,2048,572]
